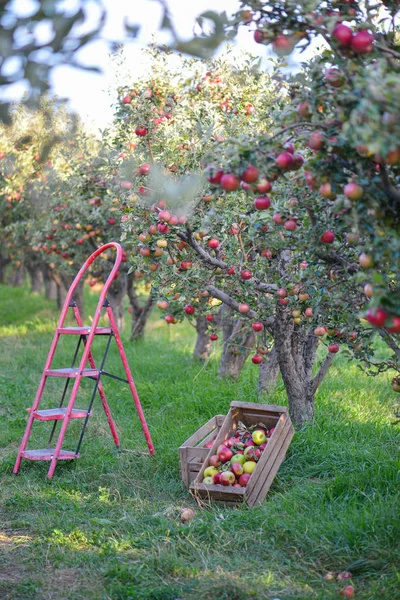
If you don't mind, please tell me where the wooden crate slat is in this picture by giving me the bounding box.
[179,415,223,448]
[190,482,245,504]
[179,414,225,488]
[244,413,287,500]
[179,446,189,488]
[193,410,235,486]
[245,416,292,506]
[230,401,288,413]
[249,421,294,507]
[186,447,210,462]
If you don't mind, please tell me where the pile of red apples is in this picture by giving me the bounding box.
[202,422,274,488]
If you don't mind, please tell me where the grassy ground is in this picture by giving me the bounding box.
[0,283,399,600]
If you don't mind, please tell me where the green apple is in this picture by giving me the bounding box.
[243,461,257,474]
[252,430,267,445]
[203,476,214,484]
[230,454,246,466]
[204,466,218,478]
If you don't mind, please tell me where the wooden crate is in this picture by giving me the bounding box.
[189,401,294,507]
[179,414,225,488]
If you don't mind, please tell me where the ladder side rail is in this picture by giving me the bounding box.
[47,243,123,477]
[106,305,155,455]
[72,304,120,448]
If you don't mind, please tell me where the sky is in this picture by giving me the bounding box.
[50,0,258,131]
[4,0,320,132]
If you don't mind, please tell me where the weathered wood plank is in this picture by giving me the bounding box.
[179,415,223,448]
[244,413,287,501]
[192,411,235,486]
[190,482,245,504]
[245,416,291,506]
[179,414,225,487]
[230,401,288,413]
[249,421,294,507]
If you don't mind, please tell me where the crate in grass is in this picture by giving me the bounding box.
[179,414,225,488]
[189,401,294,507]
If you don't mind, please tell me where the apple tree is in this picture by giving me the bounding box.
[33,139,131,325]
[112,46,283,352]
[0,98,84,294]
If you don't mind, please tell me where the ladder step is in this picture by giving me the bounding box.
[20,449,80,461]
[45,368,99,378]
[27,407,92,421]
[58,326,112,335]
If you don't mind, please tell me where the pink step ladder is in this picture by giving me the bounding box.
[13,242,154,478]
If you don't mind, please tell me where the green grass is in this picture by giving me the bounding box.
[0,283,399,600]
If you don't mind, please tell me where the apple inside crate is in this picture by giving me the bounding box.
[189,402,294,507]
[179,415,225,488]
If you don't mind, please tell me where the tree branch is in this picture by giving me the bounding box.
[178,228,227,269]
[378,328,400,360]
[254,280,278,294]
[380,164,400,205]
[376,43,400,60]
[205,285,259,319]
[315,250,357,273]
[269,121,329,142]
[311,351,335,393]
[181,227,278,293]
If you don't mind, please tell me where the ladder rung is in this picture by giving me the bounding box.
[58,326,112,335]
[20,449,80,461]
[45,368,99,378]
[27,407,92,421]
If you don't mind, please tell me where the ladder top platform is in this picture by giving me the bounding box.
[58,326,112,335]
[45,367,99,378]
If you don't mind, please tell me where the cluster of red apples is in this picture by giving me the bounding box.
[201,422,273,488]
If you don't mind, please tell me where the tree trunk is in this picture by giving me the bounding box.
[26,263,43,294]
[127,273,154,341]
[60,273,84,317]
[218,319,255,379]
[193,315,212,360]
[273,304,318,428]
[220,304,234,342]
[0,255,10,284]
[9,264,25,287]
[257,346,280,396]
[108,273,127,332]
[130,296,154,340]
[42,265,58,301]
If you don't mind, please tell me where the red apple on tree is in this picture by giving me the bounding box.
[208,238,220,249]
[220,173,240,191]
[241,164,259,183]
[238,303,250,314]
[251,354,263,364]
[321,231,335,244]
[254,196,271,210]
[241,269,252,280]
